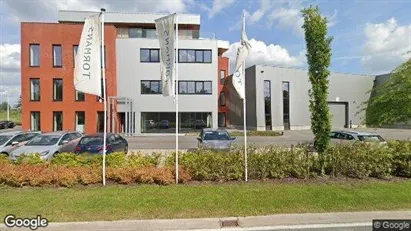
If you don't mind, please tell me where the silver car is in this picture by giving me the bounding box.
[9,131,83,161]
[197,128,236,150]
[0,131,41,156]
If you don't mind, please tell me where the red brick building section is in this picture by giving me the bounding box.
[21,22,117,133]
[218,55,229,127]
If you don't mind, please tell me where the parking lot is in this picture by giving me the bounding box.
[2,126,411,150]
[125,128,411,150]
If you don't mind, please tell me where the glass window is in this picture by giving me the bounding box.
[179,81,188,94]
[187,50,195,62]
[282,81,290,130]
[76,90,85,101]
[29,44,40,67]
[150,81,160,93]
[195,82,204,94]
[195,50,203,62]
[150,49,159,62]
[30,78,40,101]
[144,29,157,38]
[75,111,85,133]
[187,81,195,94]
[73,45,78,67]
[220,92,226,106]
[53,79,63,101]
[141,81,161,94]
[204,81,212,94]
[140,49,150,62]
[140,49,160,62]
[264,80,272,130]
[53,111,63,131]
[30,112,40,131]
[204,50,212,63]
[179,49,188,63]
[220,70,226,85]
[53,45,62,67]
[129,28,142,38]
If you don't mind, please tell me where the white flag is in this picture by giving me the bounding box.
[155,14,176,97]
[233,14,251,99]
[74,14,102,97]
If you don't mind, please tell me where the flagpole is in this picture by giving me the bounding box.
[175,13,179,184]
[242,11,248,182]
[101,8,107,186]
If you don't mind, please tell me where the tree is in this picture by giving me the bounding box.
[0,101,9,111]
[301,6,333,175]
[15,95,22,110]
[363,58,411,126]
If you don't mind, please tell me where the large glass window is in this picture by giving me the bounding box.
[141,112,212,133]
[143,29,157,38]
[179,49,212,63]
[178,81,212,95]
[220,92,226,106]
[29,44,40,67]
[141,80,162,94]
[76,90,85,101]
[53,111,63,131]
[30,112,40,131]
[53,45,62,67]
[30,78,40,101]
[220,70,226,85]
[75,111,85,133]
[53,79,63,101]
[282,81,290,130]
[129,28,142,38]
[140,49,160,62]
[264,80,272,130]
[73,45,78,67]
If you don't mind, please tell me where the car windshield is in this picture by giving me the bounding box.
[79,137,104,145]
[358,135,385,142]
[0,135,13,145]
[203,131,230,141]
[26,135,61,146]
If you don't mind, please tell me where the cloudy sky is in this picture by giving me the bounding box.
[0,0,410,105]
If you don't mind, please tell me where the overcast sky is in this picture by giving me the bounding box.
[0,0,410,105]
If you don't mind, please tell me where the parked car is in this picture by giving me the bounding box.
[158,120,170,129]
[144,120,157,129]
[9,131,83,161]
[314,130,387,146]
[197,128,236,150]
[0,131,41,156]
[74,133,128,154]
[0,121,16,129]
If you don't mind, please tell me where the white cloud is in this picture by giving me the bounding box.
[268,7,304,36]
[223,39,306,73]
[361,18,411,73]
[0,43,21,104]
[207,0,236,19]
[3,0,190,24]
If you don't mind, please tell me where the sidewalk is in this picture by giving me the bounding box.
[3,210,410,231]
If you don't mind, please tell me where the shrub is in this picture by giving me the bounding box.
[0,154,9,164]
[327,142,393,179]
[127,153,157,168]
[51,153,79,167]
[15,154,45,165]
[106,152,127,168]
[389,140,411,177]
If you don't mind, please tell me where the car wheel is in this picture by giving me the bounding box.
[124,145,128,154]
[53,152,59,157]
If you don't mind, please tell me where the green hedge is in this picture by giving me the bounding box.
[0,141,410,187]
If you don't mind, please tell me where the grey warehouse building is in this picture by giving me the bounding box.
[226,65,379,131]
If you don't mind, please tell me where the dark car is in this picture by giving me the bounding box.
[158,120,170,129]
[0,121,15,129]
[74,133,128,154]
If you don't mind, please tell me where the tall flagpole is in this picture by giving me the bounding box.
[175,13,179,184]
[101,8,107,186]
[242,12,248,182]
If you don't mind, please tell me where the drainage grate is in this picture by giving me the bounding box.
[220,219,239,228]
